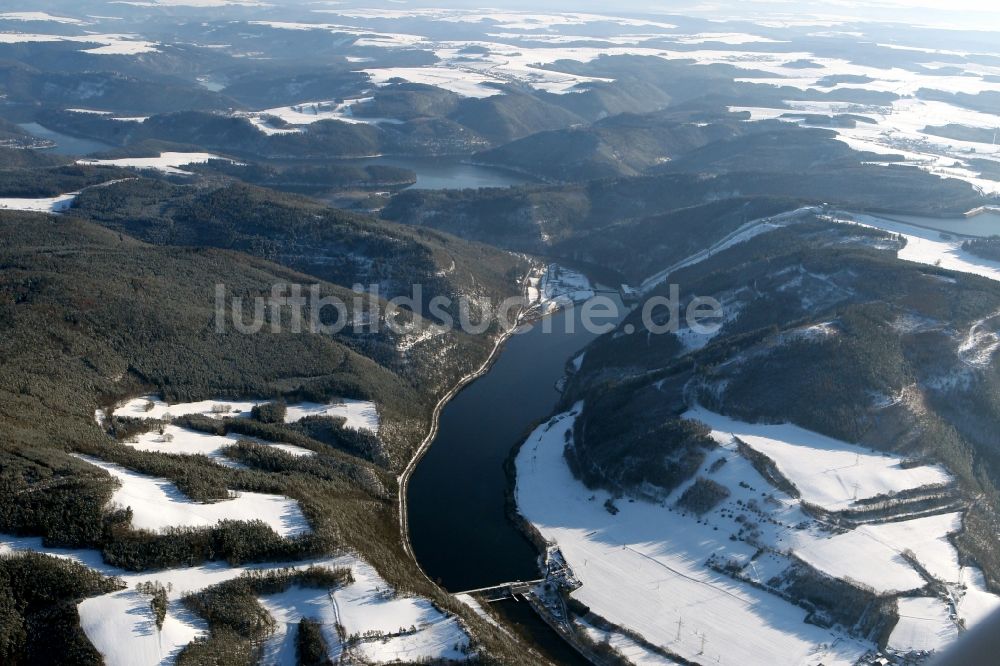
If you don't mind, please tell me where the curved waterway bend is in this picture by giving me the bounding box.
[407,293,625,593]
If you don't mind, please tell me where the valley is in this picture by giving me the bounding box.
[1,2,1000,665]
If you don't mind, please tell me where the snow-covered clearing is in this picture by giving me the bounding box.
[889,597,959,652]
[958,312,1000,368]
[673,291,742,352]
[258,585,343,665]
[77,152,233,175]
[364,66,507,98]
[120,423,314,467]
[73,454,311,537]
[731,98,1000,195]
[0,536,470,666]
[957,567,1000,626]
[0,12,85,24]
[0,192,77,212]
[516,404,871,666]
[106,394,380,433]
[685,405,951,511]
[834,212,1000,283]
[516,401,1000,660]
[242,97,403,132]
[526,263,595,315]
[66,108,147,122]
[0,32,159,54]
[0,178,135,215]
[334,562,470,662]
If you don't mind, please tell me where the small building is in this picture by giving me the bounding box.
[619,284,640,304]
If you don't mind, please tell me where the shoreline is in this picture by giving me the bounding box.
[396,268,542,578]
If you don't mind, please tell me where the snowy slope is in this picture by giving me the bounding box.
[73,454,311,537]
[889,597,959,652]
[0,193,78,212]
[334,561,470,662]
[258,586,343,666]
[120,424,315,467]
[516,404,870,666]
[517,402,1000,660]
[684,405,951,511]
[0,536,471,666]
[77,152,232,175]
[105,395,380,433]
[836,213,1000,283]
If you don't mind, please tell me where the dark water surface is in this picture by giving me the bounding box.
[881,211,1000,238]
[408,295,624,593]
[18,122,113,156]
[356,155,534,190]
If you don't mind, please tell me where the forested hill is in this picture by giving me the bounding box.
[0,211,532,663]
[382,155,985,281]
[562,217,1000,592]
[66,176,525,312]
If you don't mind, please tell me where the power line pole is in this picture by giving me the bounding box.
[675,617,683,642]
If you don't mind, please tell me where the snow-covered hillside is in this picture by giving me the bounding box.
[77,153,235,175]
[0,536,470,666]
[105,394,380,434]
[74,454,311,537]
[516,403,1000,663]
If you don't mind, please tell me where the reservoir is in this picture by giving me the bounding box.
[880,210,1000,238]
[355,155,534,190]
[407,292,625,593]
[17,122,113,156]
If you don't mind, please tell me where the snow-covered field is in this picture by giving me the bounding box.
[285,400,380,433]
[241,97,403,134]
[74,454,311,537]
[0,386,467,665]
[575,616,678,665]
[67,108,148,122]
[792,513,959,593]
[0,32,159,54]
[516,404,871,665]
[0,192,77,212]
[516,402,1000,661]
[890,596,959,652]
[334,562,470,663]
[119,423,315,467]
[258,585,343,665]
[0,11,85,24]
[835,212,1000,283]
[732,98,1000,195]
[77,152,233,175]
[0,536,469,666]
[686,405,951,511]
[106,394,380,433]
